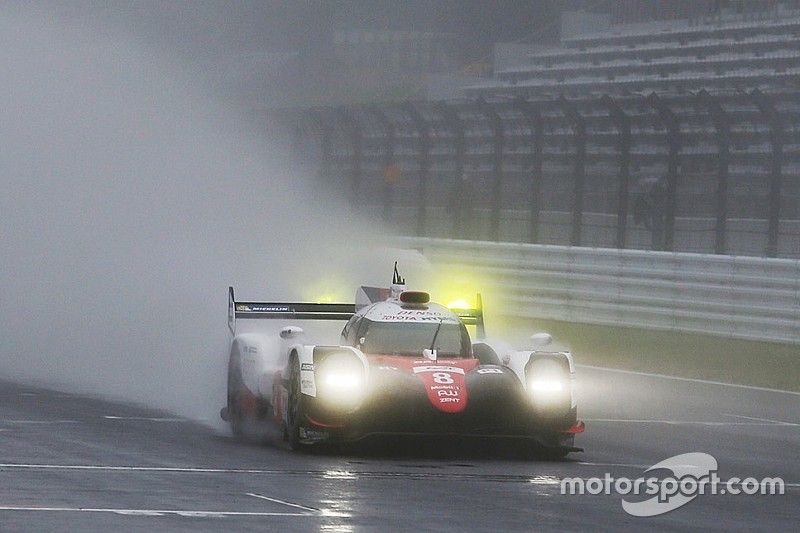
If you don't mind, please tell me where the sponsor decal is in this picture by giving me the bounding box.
[412,366,466,375]
[236,304,291,312]
[300,363,314,371]
[299,427,329,441]
[412,363,473,413]
[476,367,503,374]
[367,356,478,413]
[379,310,458,322]
[379,315,455,322]
[249,305,290,312]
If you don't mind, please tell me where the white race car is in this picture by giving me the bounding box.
[220,264,584,456]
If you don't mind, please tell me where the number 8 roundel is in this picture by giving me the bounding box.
[413,365,469,413]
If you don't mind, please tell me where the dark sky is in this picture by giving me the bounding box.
[46,1,563,59]
[39,0,734,61]
[34,0,724,107]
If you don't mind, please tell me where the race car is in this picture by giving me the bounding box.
[220,264,584,457]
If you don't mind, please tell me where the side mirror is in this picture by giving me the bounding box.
[530,332,552,349]
[280,326,304,339]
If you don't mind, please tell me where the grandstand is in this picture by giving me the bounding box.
[295,4,800,259]
[470,5,800,96]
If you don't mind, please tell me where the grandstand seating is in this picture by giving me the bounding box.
[303,6,800,258]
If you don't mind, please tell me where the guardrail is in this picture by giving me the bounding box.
[395,237,800,345]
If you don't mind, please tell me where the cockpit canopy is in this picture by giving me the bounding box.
[341,301,472,358]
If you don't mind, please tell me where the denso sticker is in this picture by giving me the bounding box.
[300,363,314,371]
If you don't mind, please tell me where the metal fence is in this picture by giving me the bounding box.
[287,88,800,258]
[395,236,800,345]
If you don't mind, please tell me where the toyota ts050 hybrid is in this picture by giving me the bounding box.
[220,265,584,457]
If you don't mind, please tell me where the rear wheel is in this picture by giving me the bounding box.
[227,353,246,438]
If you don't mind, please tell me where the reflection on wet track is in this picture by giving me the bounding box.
[0,366,797,531]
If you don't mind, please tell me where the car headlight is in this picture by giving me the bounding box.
[528,378,565,393]
[526,359,570,407]
[315,352,365,409]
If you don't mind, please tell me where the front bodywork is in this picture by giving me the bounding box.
[287,349,581,452]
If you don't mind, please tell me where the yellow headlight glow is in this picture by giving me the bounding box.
[447,299,471,310]
[432,271,483,311]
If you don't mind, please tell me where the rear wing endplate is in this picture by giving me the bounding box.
[228,286,355,335]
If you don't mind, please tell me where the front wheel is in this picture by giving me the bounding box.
[286,356,307,451]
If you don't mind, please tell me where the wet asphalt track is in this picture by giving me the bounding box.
[0,366,797,532]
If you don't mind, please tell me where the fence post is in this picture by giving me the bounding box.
[369,105,396,224]
[696,89,730,255]
[557,96,586,247]
[513,96,543,244]
[747,89,785,258]
[405,102,431,238]
[437,101,466,240]
[646,93,681,252]
[476,98,504,242]
[602,95,631,249]
[336,107,362,207]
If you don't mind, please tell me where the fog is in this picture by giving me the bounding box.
[0,9,421,423]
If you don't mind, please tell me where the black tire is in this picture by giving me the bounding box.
[227,351,246,438]
[286,355,307,451]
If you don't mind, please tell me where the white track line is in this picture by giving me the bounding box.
[721,413,799,426]
[0,420,78,424]
[0,506,310,518]
[102,416,186,422]
[246,493,320,513]
[0,464,286,474]
[577,364,800,396]
[583,418,799,426]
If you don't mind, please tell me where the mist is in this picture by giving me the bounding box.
[0,9,411,423]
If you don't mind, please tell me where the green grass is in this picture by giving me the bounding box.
[495,317,800,392]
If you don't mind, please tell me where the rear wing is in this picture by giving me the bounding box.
[228,286,355,335]
[450,293,485,340]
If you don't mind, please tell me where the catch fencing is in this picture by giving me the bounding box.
[396,236,800,344]
[287,89,800,259]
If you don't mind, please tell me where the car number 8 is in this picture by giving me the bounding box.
[433,372,454,384]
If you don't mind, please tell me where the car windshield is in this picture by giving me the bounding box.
[358,319,471,357]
